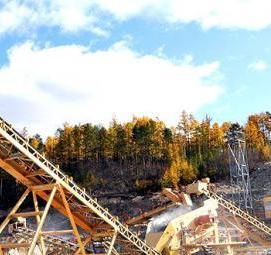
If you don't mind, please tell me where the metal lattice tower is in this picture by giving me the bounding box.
[226,128,253,211]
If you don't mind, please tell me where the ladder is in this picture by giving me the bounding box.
[204,189,271,237]
[0,117,159,255]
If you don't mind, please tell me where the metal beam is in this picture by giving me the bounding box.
[31,184,57,191]
[0,117,159,255]
[107,231,118,255]
[12,211,43,218]
[41,229,74,235]
[27,185,57,255]
[0,188,30,234]
[58,184,86,255]
[76,235,93,255]
[26,170,47,177]
[0,157,93,232]
[1,243,30,249]
[32,191,46,255]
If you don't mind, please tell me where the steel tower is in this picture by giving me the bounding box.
[226,128,253,211]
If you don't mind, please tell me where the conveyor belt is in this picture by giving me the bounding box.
[0,117,159,255]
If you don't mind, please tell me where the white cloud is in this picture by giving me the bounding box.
[0,0,109,36]
[248,60,268,71]
[0,41,223,137]
[1,0,271,35]
[95,0,271,30]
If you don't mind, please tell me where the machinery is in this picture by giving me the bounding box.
[1,116,271,254]
[145,199,220,255]
[0,117,158,255]
[7,217,26,235]
[128,182,271,255]
[143,183,247,255]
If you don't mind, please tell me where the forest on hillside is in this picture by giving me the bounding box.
[30,111,271,188]
[1,111,271,207]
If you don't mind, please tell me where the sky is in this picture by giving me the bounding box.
[0,0,271,138]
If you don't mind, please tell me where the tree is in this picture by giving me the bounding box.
[72,125,81,159]
[82,124,99,161]
[245,114,271,161]
[45,136,58,160]
[29,134,44,152]
[162,142,196,188]
[54,123,74,164]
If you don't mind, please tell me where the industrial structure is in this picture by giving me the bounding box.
[0,117,271,254]
[226,128,253,211]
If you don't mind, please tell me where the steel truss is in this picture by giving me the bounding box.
[226,129,253,211]
[204,189,271,240]
[0,117,159,255]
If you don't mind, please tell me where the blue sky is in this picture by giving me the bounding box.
[0,1,271,137]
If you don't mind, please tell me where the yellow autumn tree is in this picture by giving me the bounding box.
[162,143,196,189]
[45,136,58,159]
[245,114,271,161]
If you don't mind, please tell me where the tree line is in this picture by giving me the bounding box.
[26,111,271,191]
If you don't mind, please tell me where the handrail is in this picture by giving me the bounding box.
[204,189,271,237]
[0,118,159,255]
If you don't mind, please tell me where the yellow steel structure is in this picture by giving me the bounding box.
[145,199,220,255]
[0,117,159,255]
[203,188,271,238]
[184,181,271,241]
[1,226,85,254]
[1,116,271,255]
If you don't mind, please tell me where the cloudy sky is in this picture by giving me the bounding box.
[0,1,271,137]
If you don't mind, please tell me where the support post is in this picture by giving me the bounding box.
[58,184,86,255]
[27,185,57,255]
[219,216,233,255]
[32,191,46,255]
[0,188,30,234]
[75,236,92,255]
[213,222,220,255]
[107,231,118,255]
